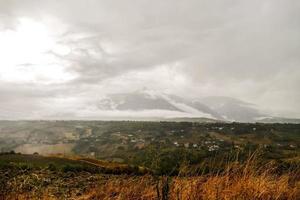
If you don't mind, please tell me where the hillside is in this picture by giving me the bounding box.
[1,121,300,175]
[97,91,265,122]
[0,153,148,175]
[1,121,300,199]
[0,153,299,200]
[95,90,300,123]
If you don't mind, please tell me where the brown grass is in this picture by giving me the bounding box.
[169,172,299,200]
[2,154,300,200]
[78,163,300,200]
[82,176,157,200]
[82,154,300,200]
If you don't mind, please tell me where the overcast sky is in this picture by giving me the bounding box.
[0,0,299,119]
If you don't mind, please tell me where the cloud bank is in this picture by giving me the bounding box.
[0,0,299,119]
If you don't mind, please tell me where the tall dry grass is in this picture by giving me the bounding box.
[81,175,157,200]
[3,153,300,200]
[170,152,300,200]
[170,167,299,200]
[81,171,299,200]
[84,153,300,200]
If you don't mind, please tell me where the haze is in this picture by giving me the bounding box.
[0,0,299,120]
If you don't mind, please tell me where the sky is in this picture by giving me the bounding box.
[0,0,299,119]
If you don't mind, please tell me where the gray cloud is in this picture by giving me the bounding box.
[0,0,299,119]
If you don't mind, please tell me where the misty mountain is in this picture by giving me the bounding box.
[198,96,265,122]
[97,90,269,122]
[98,92,180,111]
[257,117,300,124]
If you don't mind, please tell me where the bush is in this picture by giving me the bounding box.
[18,163,33,171]
[47,163,57,171]
[62,164,84,173]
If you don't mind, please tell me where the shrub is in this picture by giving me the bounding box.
[47,163,57,171]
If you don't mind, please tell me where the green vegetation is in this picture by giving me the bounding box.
[0,153,147,175]
[0,121,299,175]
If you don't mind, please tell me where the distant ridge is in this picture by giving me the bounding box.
[97,90,286,123]
[257,117,300,124]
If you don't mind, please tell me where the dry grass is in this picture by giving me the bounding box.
[170,153,300,200]
[2,154,300,200]
[82,176,157,200]
[170,172,299,200]
[82,154,300,200]
[79,166,300,200]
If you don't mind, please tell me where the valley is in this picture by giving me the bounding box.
[1,120,299,175]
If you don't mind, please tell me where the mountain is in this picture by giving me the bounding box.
[198,96,265,122]
[98,90,221,119]
[96,90,278,122]
[257,117,300,124]
[98,92,180,111]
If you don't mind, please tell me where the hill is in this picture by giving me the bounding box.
[1,121,300,199]
[0,153,148,175]
[95,90,300,123]
[0,152,299,200]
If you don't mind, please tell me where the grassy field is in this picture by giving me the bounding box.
[0,121,299,199]
[0,152,299,200]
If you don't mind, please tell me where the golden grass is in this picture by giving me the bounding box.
[82,154,300,200]
[3,153,300,200]
[78,165,300,200]
[82,176,157,200]
[169,172,299,200]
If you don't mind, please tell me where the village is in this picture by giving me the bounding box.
[0,121,298,164]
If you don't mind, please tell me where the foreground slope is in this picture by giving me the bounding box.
[0,153,299,200]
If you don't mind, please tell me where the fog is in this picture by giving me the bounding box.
[0,0,299,119]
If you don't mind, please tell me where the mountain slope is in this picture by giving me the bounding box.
[96,90,272,122]
[199,96,265,122]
